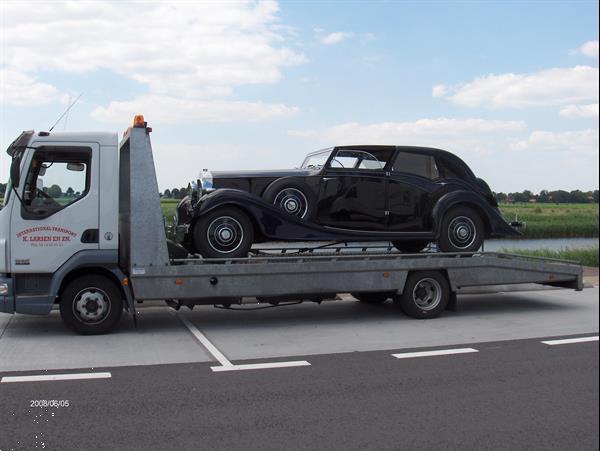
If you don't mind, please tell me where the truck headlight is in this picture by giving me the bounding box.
[0,283,8,295]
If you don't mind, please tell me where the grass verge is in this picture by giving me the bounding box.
[500,246,599,267]
[499,203,598,238]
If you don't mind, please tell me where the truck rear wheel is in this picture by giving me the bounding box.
[59,275,123,335]
[395,271,449,319]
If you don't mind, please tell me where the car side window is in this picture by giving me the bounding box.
[21,147,91,219]
[392,152,439,179]
[328,149,391,170]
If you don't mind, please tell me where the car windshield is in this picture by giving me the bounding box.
[301,148,333,169]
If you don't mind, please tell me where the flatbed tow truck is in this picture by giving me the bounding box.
[0,116,583,334]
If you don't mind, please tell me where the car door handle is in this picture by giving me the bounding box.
[322,177,337,181]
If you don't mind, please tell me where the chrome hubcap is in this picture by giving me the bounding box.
[73,288,110,324]
[207,216,244,254]
[448,216,477,249]
[412,278,442,311]
[274,188,309,218]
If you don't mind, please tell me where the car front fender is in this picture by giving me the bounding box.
[195,189,341,241]
[432,191,520,238]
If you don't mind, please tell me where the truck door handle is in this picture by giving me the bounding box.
[81,229,99,243]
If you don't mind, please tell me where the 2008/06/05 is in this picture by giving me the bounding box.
[30,400,70,408]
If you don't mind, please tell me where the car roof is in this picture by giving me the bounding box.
[333,145,475,176]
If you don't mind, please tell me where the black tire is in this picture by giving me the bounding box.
[352,292,392,304]
[194,207,254,259]
[392,240,430,254]
[263,180,317,221]
[395,271,450,319]
[59,275,124,335]
[437,206,484,253]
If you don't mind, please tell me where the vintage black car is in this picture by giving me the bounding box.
[175,145,519,258]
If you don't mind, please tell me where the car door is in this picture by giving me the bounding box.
[9,142,99,274]
[386,151,441,232]
[315,149,388,231]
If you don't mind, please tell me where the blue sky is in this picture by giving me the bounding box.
[1,0,598,192]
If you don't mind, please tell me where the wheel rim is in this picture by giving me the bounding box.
[72,287,111,324]
[206,215,244,254]
[273,188,309,218]
[412,278,442,311]
[447,215,477,250]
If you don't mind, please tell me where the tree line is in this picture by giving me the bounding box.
[494,189,599,204]
[1,183,598,204]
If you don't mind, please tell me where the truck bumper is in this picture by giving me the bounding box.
[0,277,15,314]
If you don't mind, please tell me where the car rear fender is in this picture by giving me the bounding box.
[432,191,520,238]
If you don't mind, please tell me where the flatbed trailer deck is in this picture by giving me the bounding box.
[0,118,584,334]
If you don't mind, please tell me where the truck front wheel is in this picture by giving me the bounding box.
[59,275,123,335]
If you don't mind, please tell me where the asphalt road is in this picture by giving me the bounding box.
[0,337,598,450]
[0,287,598,450]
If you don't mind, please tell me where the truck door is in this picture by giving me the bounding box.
[9,142,100,273]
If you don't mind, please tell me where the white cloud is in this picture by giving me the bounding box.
[287,129,315,138]
[1,0,305,116]
[434,66,599,108]
[0,68,67,106]
[511,129,599,155]
[431,84,448,98]
[320,32,353,45]
[91,95,299,124]
[571,40,599,58]
[559,103,599,118]
[324,118,525,146]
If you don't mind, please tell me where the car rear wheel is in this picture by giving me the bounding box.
[194,207,254,259]
[395,271,450,319]
[437,206,484,253]
[392,240,430,253]
[263,180,316,221]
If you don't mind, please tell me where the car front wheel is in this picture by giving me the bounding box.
[437,206,484,253]
[193,207,254,259]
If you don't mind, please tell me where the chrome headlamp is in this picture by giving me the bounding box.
[199,169,215,193]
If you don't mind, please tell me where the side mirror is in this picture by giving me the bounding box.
[36,178,44,190]
[10,156,21,188]
[67,162,85,172]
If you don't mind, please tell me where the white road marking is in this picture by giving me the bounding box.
[1,372,111,383]
[542,336,598,346]
[176,313,311,372]
[392,348,479,359]
[212,361,312,372]
[178,315,233,368]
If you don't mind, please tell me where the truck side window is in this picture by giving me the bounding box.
[21,147,91,219]
[392,152,439,179]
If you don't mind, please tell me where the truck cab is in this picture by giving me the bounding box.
[1,129,124,321]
